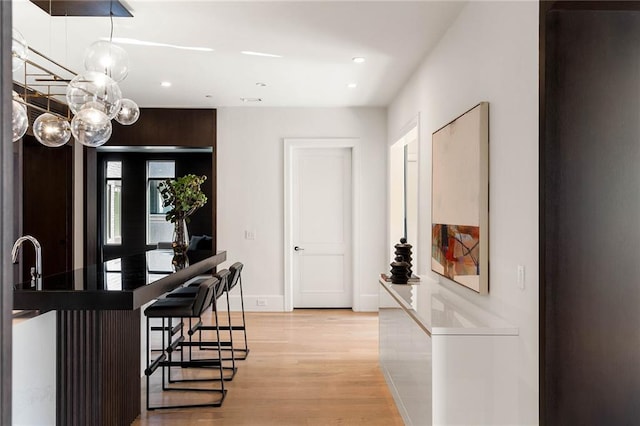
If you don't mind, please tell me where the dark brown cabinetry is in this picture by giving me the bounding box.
[15,136,73,282]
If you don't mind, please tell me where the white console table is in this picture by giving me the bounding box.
[379,278,519,426]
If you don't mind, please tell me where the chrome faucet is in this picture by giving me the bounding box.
[11,235,43,290]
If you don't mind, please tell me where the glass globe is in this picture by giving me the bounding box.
[115,98,140,125]
[33,113,71,147]
[12,99,28,142]
[12,28,28,72]
[84,41,129,82]
[70,107,112,147]
[66,71,122,119]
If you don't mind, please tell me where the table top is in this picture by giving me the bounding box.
[13,250,226,311]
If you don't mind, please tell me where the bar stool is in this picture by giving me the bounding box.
[166,269,237,380]
[144,277,226,410]
[220,262,249,360]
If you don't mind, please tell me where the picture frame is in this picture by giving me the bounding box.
[431,102,489,294]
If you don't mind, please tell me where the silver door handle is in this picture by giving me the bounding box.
[294,246,305,251]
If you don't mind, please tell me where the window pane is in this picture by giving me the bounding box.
[148,161,175,178]
[106,161,122,178]
[147,161,175,245]
[148,180,170,215]
[148,216,173,245]
[105,180,122,245]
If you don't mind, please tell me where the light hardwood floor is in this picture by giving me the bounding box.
[133,309,403,425]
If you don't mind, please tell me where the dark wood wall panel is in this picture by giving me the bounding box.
[84,147,97,266]
[542,5,640,424]
[22,137,73,278]
[85,108,217,264]
[57,310,140,425]
[110,108,216,147]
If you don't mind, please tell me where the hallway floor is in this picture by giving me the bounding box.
[133,309,403,425]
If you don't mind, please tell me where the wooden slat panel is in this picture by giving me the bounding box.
[57,310,140,425]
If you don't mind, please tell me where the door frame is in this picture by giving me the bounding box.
[284,138,360,312]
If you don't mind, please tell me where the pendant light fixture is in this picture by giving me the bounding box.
[12,29,28,72]
[115,98,140,125]
[12,0,139,148]
[12,93,28,143]
[84,40,129,82]
[32,113,72,147]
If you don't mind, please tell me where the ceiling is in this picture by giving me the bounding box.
[12,0,465,108]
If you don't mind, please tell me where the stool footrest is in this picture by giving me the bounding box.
[160,359,223,368]
[188,320,202,336]
[217,325,246,331]
[167,335,184,353]
[145,354,166,376]
[180,341,233,348]
[150,322,183,335]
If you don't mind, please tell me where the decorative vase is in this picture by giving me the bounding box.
[172,218,189,261]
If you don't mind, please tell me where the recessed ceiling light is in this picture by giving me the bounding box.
[241,51,282,58]
[160,81,172,87]
[347,83,358,89]
[240,97,262,102]
[256,82,267,87]
[352,57,366,64]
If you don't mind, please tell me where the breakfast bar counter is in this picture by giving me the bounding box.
[13,249,226,426]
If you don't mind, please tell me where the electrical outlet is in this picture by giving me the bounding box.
[517,265,525,290]
[245,230,256,240]
[256,298,267,306]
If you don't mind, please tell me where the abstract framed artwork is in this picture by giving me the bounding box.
[431,102,489,294]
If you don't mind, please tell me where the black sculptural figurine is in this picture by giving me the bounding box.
[394,237,413,278]
[390,255,410,284]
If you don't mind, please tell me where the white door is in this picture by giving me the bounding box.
[292,148,352,308]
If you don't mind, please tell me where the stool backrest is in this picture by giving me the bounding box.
[228,262,244,291]
[214,269,231,299]
[193,277,219,315]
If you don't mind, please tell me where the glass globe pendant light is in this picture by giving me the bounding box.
[70,107,112,147]
[66,71,122,119]
[33,113,72,147]
[12,92,28,142]
[84,40,129,83]
[12,29,28,72]
[115,98,140,125]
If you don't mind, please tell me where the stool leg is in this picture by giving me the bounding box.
[237,275,249,359]
[146,316,151,411]
[225,289,236,374]
[212,299,226,393]
[162,317,169,389]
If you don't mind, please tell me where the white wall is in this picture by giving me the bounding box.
[217,107,387,312]
[387,2,539,424]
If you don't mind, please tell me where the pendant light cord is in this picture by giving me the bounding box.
[109,0,114,43]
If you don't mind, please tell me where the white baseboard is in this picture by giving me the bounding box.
[217,295,285,312]
[218,294,379,312]
[358,293,379,312]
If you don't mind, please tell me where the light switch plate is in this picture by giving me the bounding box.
[517,265,525,290]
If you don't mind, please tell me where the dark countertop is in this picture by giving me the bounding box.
[13,249,226,311]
